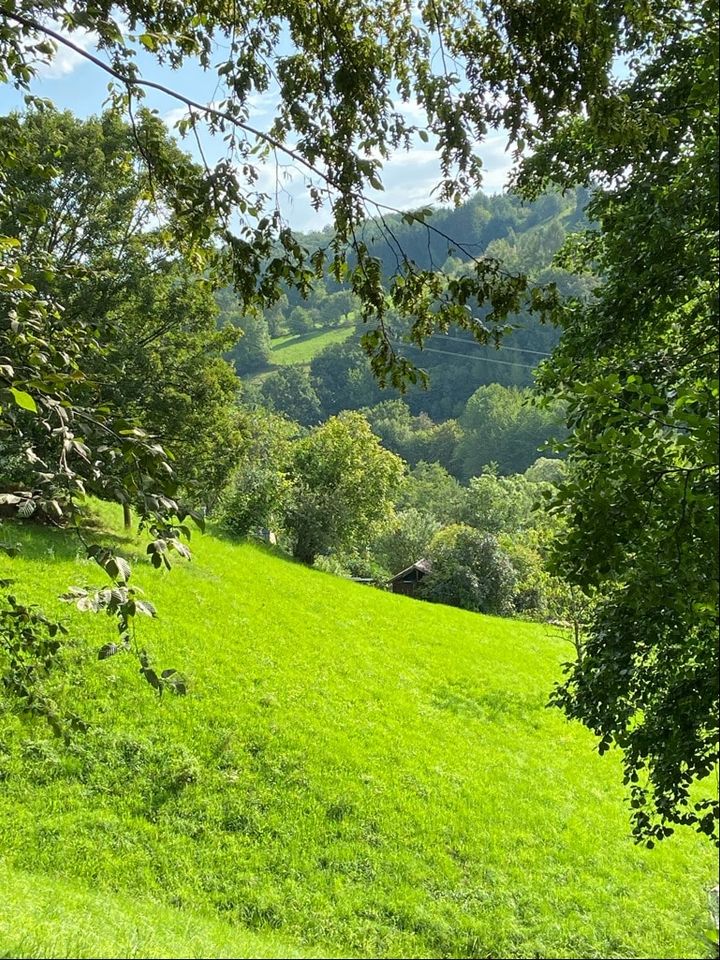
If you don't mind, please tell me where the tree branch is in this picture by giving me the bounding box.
[4,9,519,281]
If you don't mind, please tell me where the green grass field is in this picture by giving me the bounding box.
[269,324,356,365]
[0,862,311,959]
[0,503,716,959]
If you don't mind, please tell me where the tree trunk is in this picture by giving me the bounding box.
[123,502,132,531]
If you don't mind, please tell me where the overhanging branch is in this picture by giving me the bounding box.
[3,8,515,277]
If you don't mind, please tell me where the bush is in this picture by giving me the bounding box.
[421,524,516,615]
[501,529,594,628]
[315,551,389,586]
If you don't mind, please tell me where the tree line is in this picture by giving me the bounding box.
[217,405,574,624]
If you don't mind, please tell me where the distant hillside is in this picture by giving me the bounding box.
[269,324,356,367]
[222,188,593,421]
[0,503,715,959]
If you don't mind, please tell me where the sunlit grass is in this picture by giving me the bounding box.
[0,503,716,958]
[0,862,312,959]
[270,324,355,365]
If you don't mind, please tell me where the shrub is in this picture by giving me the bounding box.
[421,524,516,615]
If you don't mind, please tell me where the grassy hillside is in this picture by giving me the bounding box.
[0,862,311,959]
[270,324,356,365]
[0,503,716,959]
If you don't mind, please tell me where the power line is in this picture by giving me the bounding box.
[403,343,537,370]
[431,334,553,357]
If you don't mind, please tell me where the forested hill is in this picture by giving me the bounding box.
[222,187,594,421]
[302,185,591,276]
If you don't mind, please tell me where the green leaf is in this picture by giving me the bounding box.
[135,599,157,617]
[9,388,37,413]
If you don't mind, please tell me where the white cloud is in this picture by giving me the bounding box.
[162,89,278,133]
[390,96,426,124]
[162,105,190,127]
[478,132,515,194]
[162,98,230,128]
[34,26,97,79]
[246,89,278,117]
[230,129,515,231]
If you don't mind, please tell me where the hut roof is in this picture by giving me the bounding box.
[388,558,433,583]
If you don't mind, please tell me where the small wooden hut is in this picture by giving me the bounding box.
[387,558,432,598]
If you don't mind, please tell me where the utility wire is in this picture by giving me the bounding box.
[433,334,553,357]
[403,344,537,370]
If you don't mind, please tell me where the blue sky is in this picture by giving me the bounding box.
[0,25,515,232]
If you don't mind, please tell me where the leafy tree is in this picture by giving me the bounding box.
[287,306,318,336]
[398,462,465,526]
[216,288,272,374]
[363,399,414,446]
[276,281,360,332]
[264,294,289,338]
[284,412,404,564]
[458,384,563,478]
[459,468,551,537]
[363,400,464,474]
[371,508,441,578]
[0,108,185,518]
[421,524,516,616]
[310,339,387,416]
[523,457,566,485]
[260,366,322,427]
[314,549,390,586]
[501,528,593,630]
[0,106,243,511]
[315,289,358,327]
[518,2,719,844]
[218,409,297,539]
[411,418,464,473]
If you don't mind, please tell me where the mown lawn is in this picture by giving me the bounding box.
[0,503,716,958]
[269,324,356,365]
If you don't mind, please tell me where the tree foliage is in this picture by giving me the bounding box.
[460,468,548,536]
[260,366,323,427]
[0,0,641,389]
[218,410,296,539]
[0,104,242,510]
[519,1,719,845]
[398,461,465,525]
[363,400,463,472]
[285,412,405,564]
[421,524,516,616]
[0,0,716,845]
[458,383,564,478]
[216,287,272,374]
[371,508,441,578]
